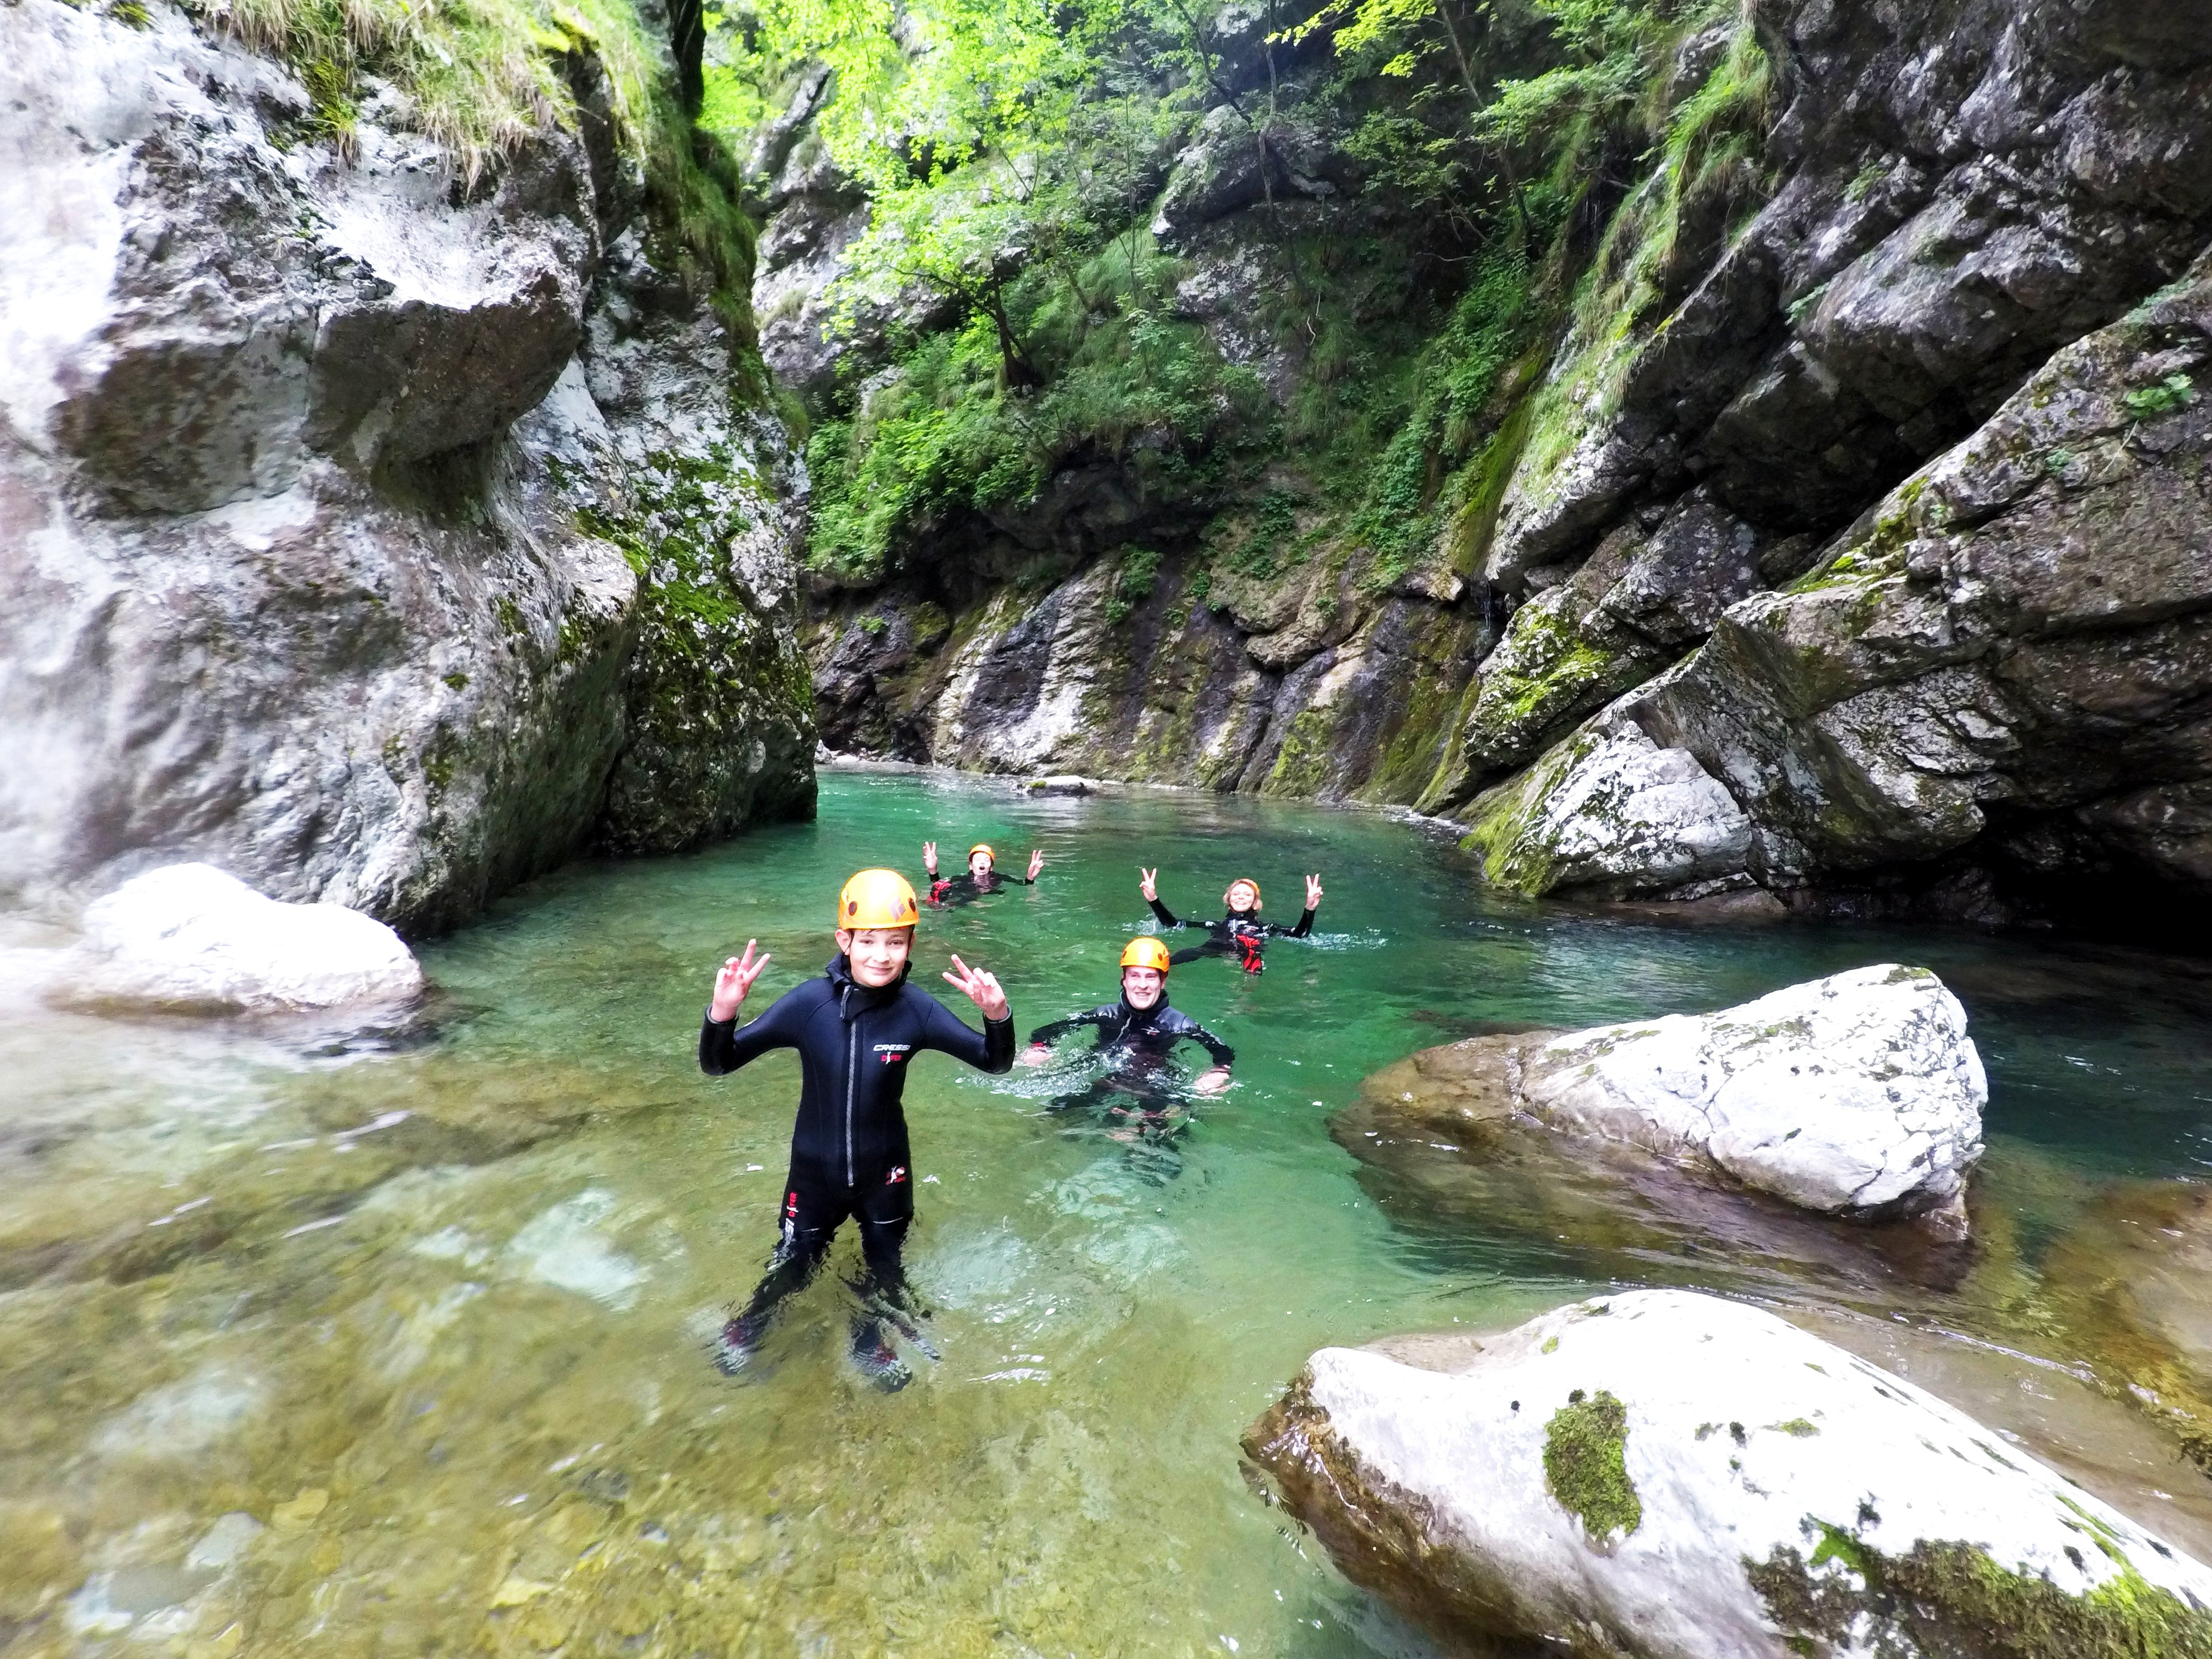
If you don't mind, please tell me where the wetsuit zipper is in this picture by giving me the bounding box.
[843,985,857,1187]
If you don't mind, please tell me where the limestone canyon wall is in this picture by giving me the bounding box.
[779,0,2212,924]
[0,0,815,933]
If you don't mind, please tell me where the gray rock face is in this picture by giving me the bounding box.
[761,0,2212,920]
[0,0,812,930]
[1474,262,2212,905]
[1360,965,1985,1227]
[1246,1291,2212,1659]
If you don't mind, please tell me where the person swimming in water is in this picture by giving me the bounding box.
[1138,869,1324,974]
[697,869,1014,1389]
[1018,937,1233,1181]
[922,841,1045,908]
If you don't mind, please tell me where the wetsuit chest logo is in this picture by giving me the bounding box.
[874,1043,912,1063]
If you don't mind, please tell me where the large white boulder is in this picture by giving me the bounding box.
[1520,963,1985,1223]
[76,863,423,1012]
[1246,1290,2212,1659]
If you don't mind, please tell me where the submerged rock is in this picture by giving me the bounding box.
[73,864,422,1013]
[1245,1289,2212,1659]
[1366,964,1985,1229]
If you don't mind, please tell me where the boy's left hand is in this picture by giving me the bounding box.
[1026,847,1045,880]
[1305,873,1324,910]
[1192,1067,1233,1096]
[944,954,1010,1021]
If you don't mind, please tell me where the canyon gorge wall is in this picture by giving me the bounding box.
[0,0,815,932]
[774,0,2212,923]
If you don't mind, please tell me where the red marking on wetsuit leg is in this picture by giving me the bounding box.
[886,1166,908,1185]
[785,1191,800,1219]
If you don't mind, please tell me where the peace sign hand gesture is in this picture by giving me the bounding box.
[710,940,771,1021]
[1305,873,1325,910]
[1139,867,1158,902]
[923,840,939,875]
[1026,847,1045,881]
[943,953,1010,1021]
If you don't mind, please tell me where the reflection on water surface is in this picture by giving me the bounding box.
[6,768,2212,1655]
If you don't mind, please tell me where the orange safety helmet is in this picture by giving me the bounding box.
[967,843,996,864]
[1119,936,1173,973]
[837,869,920,930]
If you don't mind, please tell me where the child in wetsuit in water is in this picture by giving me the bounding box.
[697,869,1014,1389]
[922,841,1045,908]
[1139,870,1324,973]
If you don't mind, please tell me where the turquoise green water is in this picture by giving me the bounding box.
[6,768,2212,1657]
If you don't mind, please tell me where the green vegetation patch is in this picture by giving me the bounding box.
[2124,373,2198,422]
[1543,1388,1642,1543]
[189,0,757,354]
[1747,1522,2212,1658]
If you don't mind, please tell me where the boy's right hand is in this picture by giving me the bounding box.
[1139,867,1157,902]
[1016,1043,1051,1068]
[923,839,938,874]
[710,940,771,1021]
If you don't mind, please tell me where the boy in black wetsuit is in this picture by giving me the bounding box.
[698,868,1013,1389]
[1138,869,1324,973]
[922,840,1044,908]
[1018,937,1233,1181]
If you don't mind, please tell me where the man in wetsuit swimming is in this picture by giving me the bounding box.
[1138,869,1324,974]
[1018,937,1232,1180]
[698,869,1013,1389]
[922,841,1045,908]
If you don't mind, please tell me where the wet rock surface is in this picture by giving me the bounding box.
[68,864,423,1014]
[0,0,812,932]
[765,0,2212,926]
[1245,1290,2212,1659]
[1360,965,1986,1227]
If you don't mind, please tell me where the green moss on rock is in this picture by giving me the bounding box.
[1543,1388,1642,1543]
[581,441,816,852]
[1746,1524,2212,1658]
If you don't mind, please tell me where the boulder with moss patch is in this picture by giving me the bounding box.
[1244,1288,2212,1659]
[1362,963,1985,1229]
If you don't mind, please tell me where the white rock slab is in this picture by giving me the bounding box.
[1521,963,1985,1221]
[1250,1290,2212,1659]
[77,863,423,1012]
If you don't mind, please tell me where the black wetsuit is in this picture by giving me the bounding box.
[1029,994,1233,1185]
[699,953,1013,1347]
[1028,996,1235,1080]
[1147,896,1314,973]
[924,867,1035,909]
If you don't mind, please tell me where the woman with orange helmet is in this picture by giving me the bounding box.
[697,868,1014,1389]
[920,838,1045,907]
[1017,935,1234,1107]
[1136,868,1326,974]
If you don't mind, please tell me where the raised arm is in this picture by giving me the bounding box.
[1021,847,1045,884]
[698,943,803,1074]
[1271,873,1323,937]
[925,954,1015,1073]
[1140,867,1182,928]
[923,840,940,877]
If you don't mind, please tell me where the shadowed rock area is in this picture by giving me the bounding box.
[0,0,815,933]
[754,0,2212,927]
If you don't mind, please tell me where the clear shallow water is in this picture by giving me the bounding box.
[6,768,2212,1656]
